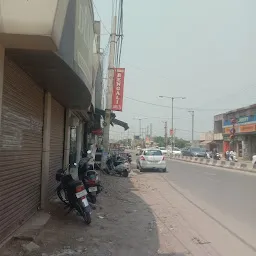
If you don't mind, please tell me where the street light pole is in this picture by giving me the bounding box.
[133,117,147,139]
[159,96,186,153]
[171,98,174,151]
[188,110,194,146]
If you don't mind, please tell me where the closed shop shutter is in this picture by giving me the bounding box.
[48,98,65,198]
[0,59,44,242]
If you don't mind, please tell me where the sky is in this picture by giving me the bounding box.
[93,0,256,141]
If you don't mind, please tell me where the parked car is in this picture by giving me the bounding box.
[252,155,256,168]
[167,147,181,155]
[159,147,168,155]
[136,148,166,172]
[181,147,206,157]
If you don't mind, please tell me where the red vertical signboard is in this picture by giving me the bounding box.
[112,68,125,111]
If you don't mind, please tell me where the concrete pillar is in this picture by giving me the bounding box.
[242,138,251,160]
[0,45,5,134]
[41,92,51,209]
[76,121,83,164]
[63,109,71,167]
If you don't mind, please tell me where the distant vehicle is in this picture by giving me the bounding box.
[136,148,166,172]
[181,147,206,157]
[159,147,168,155]
[252,155,256,168]
[167,147,181,155]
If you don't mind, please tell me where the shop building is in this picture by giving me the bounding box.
[0,0,99,244]
[222,104,256,160]
[213,114,224,152]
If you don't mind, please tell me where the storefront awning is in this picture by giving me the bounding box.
[95,108,116,119]
[94,108,129,131]
[112,119,129,131]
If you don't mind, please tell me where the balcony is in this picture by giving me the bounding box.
[0,0,95,110]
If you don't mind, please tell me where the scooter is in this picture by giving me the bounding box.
[127,153,132,163]
[56,166,92,224]
[105,154,130,177]
[213,152,221,160]
[229,151,238,162]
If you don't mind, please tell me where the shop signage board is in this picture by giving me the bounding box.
[223,115,256,127]
[224,124,256,134]
[112,68,125,111]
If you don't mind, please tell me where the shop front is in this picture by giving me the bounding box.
[223,113,256,160]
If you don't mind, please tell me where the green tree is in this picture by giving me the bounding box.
[153,136,165,147]
[153,136,190,148]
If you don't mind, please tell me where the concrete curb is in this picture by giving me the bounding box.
[170,154,256,174]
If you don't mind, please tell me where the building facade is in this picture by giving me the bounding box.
[213,114,224,152]
[222,104,256,160]
[0,0,101,244]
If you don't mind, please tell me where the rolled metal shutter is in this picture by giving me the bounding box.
[0,59,44,242]
[48,98,65,198]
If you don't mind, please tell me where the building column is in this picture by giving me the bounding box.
[0,45,5,133]
[63,109,71,167]
[41,92,51,209]
[242,137,251,160]
[76,121,83,164]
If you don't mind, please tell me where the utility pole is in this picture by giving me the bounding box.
[102,16,117,156]
[133,117,147,139]
[159,96,186,152]
[150,123,152,139]
[164,121,168,148]
[188,110,194,146]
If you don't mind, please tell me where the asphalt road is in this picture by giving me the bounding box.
[166,160,256,250]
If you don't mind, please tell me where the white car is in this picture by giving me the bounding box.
[136,148,166,172]
[252,155,256,168]
[168,147,181,155]
[159,147,168,155]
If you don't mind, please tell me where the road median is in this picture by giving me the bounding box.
[169,154,256,173]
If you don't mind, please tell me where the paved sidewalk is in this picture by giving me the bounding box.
[1,172,185,256]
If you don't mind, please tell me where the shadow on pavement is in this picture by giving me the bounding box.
[1,172,186,256]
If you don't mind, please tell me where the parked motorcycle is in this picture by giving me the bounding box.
[56,166,92,224]
[213,152,221,160]
[225,151,238,162]
[105,154,130,177]
[127,153,132,163]
[77,151,103,204]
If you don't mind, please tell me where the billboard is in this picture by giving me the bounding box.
[112,68,125,111]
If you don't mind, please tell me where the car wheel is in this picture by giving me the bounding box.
[253,162,256,169]
[162,168,167,172]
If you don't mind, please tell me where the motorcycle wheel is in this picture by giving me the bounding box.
[57,185,69,205]
[82,211,92,225]
[122,169,129,177]
[76,203,92,225]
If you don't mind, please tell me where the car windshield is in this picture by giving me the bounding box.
[144,150,162,156]
[159,147,166,150]
[191,147,205,152]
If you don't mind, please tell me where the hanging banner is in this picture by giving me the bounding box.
[112,68,125,111]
